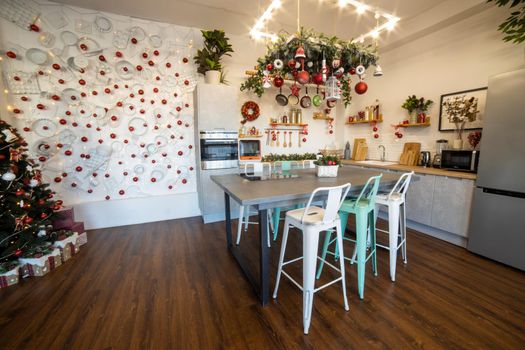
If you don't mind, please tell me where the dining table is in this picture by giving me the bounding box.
[211,166,401,306]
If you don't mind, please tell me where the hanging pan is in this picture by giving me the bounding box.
[275,87,288,106]
[312,86,322,107]
[300,86,311,108]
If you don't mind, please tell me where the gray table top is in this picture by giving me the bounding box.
[211,167,401,209]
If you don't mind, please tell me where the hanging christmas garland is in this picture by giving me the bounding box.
[240,28,379,107]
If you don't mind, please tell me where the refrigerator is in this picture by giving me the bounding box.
[467,67,525,271]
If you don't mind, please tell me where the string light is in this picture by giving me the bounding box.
[250,0,400,43]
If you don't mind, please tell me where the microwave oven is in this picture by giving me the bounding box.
[238,139,262,161]
[441,150,480,173]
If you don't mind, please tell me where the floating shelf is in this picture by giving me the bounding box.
[239,134,263,138]
[346,118,383,125]
[269,123,308,127]
[313,113,334,121]
[396,122,431,128]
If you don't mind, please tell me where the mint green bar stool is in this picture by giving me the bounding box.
[316,174,382,299]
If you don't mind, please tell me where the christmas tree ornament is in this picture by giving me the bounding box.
[273,59,283,70]
[374,64,383,77]
[262,70,272,88]
[2,172,16,181]
[355,80,368,95]
[287,59,296,69]
[273,76,284,88]
[356,65,366,75]
[295,46,306,59]
[332,58,341,69]
[312,72,323,85]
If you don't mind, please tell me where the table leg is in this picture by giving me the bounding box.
[224,192,232,248]
[259,208,270,305]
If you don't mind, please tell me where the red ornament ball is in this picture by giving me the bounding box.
[14,249,23,257]
[354,81,368,95]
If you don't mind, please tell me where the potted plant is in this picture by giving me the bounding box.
[314,155,341,177]
[401,95,433,124]
[193,29,233,85]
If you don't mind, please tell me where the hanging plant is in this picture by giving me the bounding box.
[488,0,525,44]
[240,28,379,107]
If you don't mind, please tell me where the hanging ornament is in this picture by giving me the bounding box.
[307,61,313,68]
[273,76,284,88]
[312,72,323,85]
[262,70,272,89]
[295,46,306,59]
[355,80,368,95]
[374,64,383,77]
[335,67,345,79]
[273,59,284,70]
[1,172,16,181]
[266,63,273,71]
[29,179,39,187]
[326,76,341,101]
[321,53,328,83]
[356,65,366,75]
[332,58,341,69]
[287,59,296,69]
[14,249,23,257]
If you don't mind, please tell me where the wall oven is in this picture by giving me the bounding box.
[238,139,262,161]
[441,150,480,172]
[199,130,238,170]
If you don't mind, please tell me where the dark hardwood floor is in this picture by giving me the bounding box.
[1,216,524,349]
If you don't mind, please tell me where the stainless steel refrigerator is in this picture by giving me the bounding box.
[467,67,525,271]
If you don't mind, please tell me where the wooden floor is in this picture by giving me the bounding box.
[1,216,525,349]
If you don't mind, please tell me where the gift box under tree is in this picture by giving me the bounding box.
[52,207,88,247]
[0,262,20,289]
[53,231,79,262]
[19,246,62,277]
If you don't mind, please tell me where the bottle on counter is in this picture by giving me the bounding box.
[297,109,302,124]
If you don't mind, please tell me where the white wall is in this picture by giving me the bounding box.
[344,6,525,162]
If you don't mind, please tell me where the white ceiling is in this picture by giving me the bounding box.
[53,0,446,41]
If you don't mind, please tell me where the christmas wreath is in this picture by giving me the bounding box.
[240,28,379,107]
[241,101,260,122]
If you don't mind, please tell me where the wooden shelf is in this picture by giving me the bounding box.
[239,134,263,138]
[269,123,308,127]
[396,122,431,128]
[346,118,383,125]
[313,113,334,121]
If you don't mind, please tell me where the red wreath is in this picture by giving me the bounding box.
[241,101,260,122]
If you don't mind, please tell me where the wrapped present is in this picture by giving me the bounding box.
[77,231,88,246]
[53,232,79,262]
[52,206,75,230]
[0,265,20,289]
[19,249,62,277]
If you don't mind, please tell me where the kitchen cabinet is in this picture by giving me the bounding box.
[198,167,240,223]
[431,176,474,237]
[405,173,435,226]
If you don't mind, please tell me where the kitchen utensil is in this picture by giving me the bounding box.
[419,151,431,167]
[283,131,287,147]
[352,138,366,160]
[26,48,48,65]
[288,94,299,106]
[60,31,78,57]
[38,32,55,48]
[265,130,270,146]
[289,131,292,147]
[436,139,448,155]
[399,142,421,165]
[275,87,288,106]
[354,143,368,161]
[312,86,322,107]
[276,131,280,147]
[326,99,336,108]
[300,87,312,108]
[94,16,113,33]
[298,132,301,147]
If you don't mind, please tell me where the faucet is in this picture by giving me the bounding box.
[378,145,386,161]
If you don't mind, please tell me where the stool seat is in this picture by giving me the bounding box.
[286,206,328,226]
[376,193,403,202]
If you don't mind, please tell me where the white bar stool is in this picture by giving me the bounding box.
[374,171,414,281]
[236,162,273,247]
[273,183,351,334]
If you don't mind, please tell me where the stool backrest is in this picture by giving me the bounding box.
[386,171,414,201]
[352,174,383,208]
[301,183,352,224]
[275,160,301,171]
[243,162,271,176]
[302,160,316,169]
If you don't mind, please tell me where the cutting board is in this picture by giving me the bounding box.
[354,145,368,161]
[352,138,367,160]
[399,142,421,165]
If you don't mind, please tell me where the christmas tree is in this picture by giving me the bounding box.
[0,119,62,269]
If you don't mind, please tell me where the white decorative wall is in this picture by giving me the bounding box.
[0,0,201,228]
[343,6,525,162]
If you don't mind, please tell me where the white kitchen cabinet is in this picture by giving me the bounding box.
[430,176,475,237]
[405,173,436,226]
[198,167,240,223]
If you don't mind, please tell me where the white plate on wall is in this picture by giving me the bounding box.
[26,48,49,65]
[95,16,113,33]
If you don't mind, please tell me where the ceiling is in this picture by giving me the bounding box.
[53,0,447,41]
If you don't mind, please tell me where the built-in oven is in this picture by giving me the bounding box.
[239,139,262,161]
[199,130,238,170]
[441,150,480,172]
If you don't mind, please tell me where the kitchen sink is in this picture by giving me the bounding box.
[355,160,398,166]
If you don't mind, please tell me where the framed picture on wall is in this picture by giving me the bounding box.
[438,87,487,131]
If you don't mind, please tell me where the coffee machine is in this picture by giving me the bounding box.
[432,139,448,168]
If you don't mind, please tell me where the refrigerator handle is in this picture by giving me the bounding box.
[482,187,525,199]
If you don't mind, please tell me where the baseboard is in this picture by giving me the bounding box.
[74,192,201,230]
[377,212,467,247]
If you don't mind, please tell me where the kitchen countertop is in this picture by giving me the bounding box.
[341,160,477,180]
